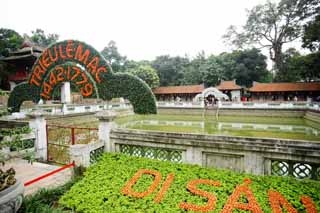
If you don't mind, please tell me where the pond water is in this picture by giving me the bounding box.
[117,115,320,142]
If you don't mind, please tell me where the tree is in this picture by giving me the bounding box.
[181,51,206,85]
[0,28,23,57]
[152,55,189,86]
[302,14,320,51]
[202,55,225,87]
[299,52,320,81]
[276,48,320,82]
[230,49,270,87]
[202,49,270,87]
[223,0,320,73]
[30,28,59,47]
[275,48,304,82]
[127,65,160,89]
[101,40,127,73]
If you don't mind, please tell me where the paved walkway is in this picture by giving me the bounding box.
[2,158,73,195]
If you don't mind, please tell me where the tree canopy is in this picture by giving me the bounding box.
[128,64,160,89]
[223,0,320,74]
[30,28,59,47]
[152,55,189,86]
[201,49,270,87]
[302,14,320,51]
[0,28,23,57]
[101,41,127,73]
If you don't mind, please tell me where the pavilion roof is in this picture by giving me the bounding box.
[249,82,320,92]
[0,44,43,62]
[153,84,205,94]
[216,80,241,90]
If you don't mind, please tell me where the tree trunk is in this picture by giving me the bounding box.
[271,43,283,77]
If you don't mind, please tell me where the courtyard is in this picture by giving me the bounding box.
[1,0,320,212]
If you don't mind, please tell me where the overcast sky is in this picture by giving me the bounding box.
[3,0,282,61]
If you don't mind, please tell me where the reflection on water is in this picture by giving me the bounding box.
[122,120,320,137]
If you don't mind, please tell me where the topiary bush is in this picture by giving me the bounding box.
[8,40,157,114]
[7,82,39,113]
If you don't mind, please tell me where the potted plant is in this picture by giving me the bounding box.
[0,126,29,213]
[0,167,24,213]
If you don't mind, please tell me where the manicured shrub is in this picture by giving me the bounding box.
[59,153,320,212]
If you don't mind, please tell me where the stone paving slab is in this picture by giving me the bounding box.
[2,158,73,195]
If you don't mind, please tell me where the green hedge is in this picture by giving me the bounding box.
[99,73,157,114]
[7,82,39,112]
[8,40,157,114]
[59,153,320,212]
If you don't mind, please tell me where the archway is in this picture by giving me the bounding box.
[8,40,157,114]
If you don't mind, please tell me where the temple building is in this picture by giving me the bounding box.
[248,82,320,101]
[152,84,204,102]
[216,80,242,101]
[0,41,43,90]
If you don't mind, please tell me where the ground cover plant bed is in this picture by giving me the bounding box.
[59,153,320,212]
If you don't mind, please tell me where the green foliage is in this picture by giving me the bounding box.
[0,126,31,137]
[7,82,39,113]
[202,55,225,87]
[303,14,320,51]
[151,49,269,88]
[230,49,269,87]
[100,73,157,114]
[1,126,32,150]
[0,126,34,164]
[19,174,83,213]
[30,28,59,48]
[0,28,23,57]
[128,65,160,89]
[59,153,320,212]
[100,40,127,73]
[223,0,320,73]
[276,48,320,82]
[180,52,206,85]
[152,55,189,86]
[275,48,304,82]
[202,49,269,87]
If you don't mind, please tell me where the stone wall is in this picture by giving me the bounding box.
[218,109,305,117]
[305,110,320,123]
[158,107,306,117]
[110,128,320,176]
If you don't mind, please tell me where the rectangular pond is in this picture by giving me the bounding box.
[116,115,320,142]
[47,114,320,141]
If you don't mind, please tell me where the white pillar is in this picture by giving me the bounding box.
[96,111,117,152]
[61,82,71,104]
[28,112,47,161]
[9,81,16,91]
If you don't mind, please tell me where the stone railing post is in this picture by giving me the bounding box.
[96,111,117,152]
[70,144,90,167]
[27,111,47,161]
[61,82,71,104]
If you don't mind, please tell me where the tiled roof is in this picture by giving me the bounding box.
[249,82,320,92]
[216,80,241,90]
[153,84,204,94]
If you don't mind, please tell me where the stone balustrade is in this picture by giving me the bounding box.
[157,101,320,111]
[110,128,320,179]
